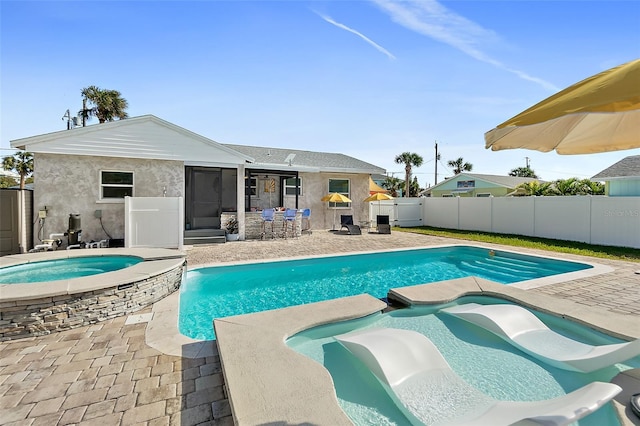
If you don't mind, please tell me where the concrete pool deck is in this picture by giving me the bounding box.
[1,231,639,425]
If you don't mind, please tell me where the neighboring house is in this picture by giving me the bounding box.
[428,173,539,197]
[591,155,640,196]
[10,115,385,245]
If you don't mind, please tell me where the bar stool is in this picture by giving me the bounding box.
[301,208,311,235]
[260,208,275,240]
[282,208,297,238]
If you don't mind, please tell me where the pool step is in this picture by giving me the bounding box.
[184,229,227,245]
[459,260,530,282]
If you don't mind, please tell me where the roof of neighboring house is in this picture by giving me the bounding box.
[0,170,20,178]
[224,144,386,175]
[591,155,640,180]
[430,173,540,190]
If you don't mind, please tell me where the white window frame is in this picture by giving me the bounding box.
[99,170,134,202]
[284,177,302,196]
[328,178,351,208]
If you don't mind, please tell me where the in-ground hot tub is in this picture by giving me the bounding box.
[0,248,186,341]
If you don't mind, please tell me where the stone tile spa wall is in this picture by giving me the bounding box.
[0,260,186,341]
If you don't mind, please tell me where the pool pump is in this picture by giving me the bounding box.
[66,213,82,248]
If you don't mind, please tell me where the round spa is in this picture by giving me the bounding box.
[0,248,186,341]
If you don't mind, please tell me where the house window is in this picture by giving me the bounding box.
[457,180,475,188]
[284,177,302,196]
[328,178,350,207]
[442,194,454,198]
[476,193,492,197]
[247,177,257,196]
[101,171,133,199]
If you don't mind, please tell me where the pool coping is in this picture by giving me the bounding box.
[0,248,185,302]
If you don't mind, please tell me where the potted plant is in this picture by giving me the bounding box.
[225,216,240,241]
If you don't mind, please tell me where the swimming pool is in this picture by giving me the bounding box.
[0,255,143,284]
[180,246,593,339]
[287,296,639,426]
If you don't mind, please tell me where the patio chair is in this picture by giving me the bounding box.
[282,208,297,238]
[441,303,640,373]
[340,215,361,235]
[376,215,391,234]
[260,208,275,240]
[335,327,621,426]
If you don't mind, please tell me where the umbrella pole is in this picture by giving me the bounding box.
[333,208,337,231]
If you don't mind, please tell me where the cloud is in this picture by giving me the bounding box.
[370,0,559,91]
[314,11,396,60]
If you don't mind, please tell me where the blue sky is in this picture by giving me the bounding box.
[2,0,639,185]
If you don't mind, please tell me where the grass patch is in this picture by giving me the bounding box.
[397,226,640,262]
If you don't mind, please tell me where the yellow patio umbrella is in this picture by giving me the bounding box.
[364,192,394,218]
[369,177,388,194]
[485,59,640,154]
[321,192,352,230]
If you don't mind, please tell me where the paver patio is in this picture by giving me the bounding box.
[1,230,638,425]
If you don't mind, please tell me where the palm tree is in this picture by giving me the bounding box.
[577,179,605,195]
[2,151,34,190]
[447,157,473,175]
[516,180,553,196]
[509,166,538,178]
[382,176,403,197]
[394,152,423,197]
[553,178,579,195]
[80,85,129,124]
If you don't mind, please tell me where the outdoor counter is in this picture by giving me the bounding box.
[222,211,302,240]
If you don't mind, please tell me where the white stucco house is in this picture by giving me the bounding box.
[10,115,385,247]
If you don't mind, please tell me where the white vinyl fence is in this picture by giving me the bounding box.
[372,196,640,249]
[125,197,184,250]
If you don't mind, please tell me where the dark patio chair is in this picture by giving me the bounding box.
[376,215,391,234]
[340,215,361,235]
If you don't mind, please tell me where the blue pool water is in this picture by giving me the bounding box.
[180,246,591,339]
[288,296,639,426]
[0,256,143,284]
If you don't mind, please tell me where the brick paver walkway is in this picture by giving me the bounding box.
[1,230,638,425]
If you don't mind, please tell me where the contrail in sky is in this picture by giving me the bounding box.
[314,11,396,60]
[370,0,559,91]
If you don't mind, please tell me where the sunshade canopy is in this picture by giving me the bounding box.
[485,59,640,155]
[321,192,352,203]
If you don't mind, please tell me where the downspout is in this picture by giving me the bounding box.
[237,164,246,240]
[295,171,299,209]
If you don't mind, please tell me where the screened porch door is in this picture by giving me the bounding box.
[186,167,222,229]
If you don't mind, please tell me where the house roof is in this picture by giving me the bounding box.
[223,144,386,175]
[430,173,540,190]
[10,115,386,174]
[10,115,253,166]
[591,155,640,180]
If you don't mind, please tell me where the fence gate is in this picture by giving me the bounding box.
[0,189,33,255]
[394,198,423,227]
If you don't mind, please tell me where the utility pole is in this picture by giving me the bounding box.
[525,156,531,168]
[434,142,438,186]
